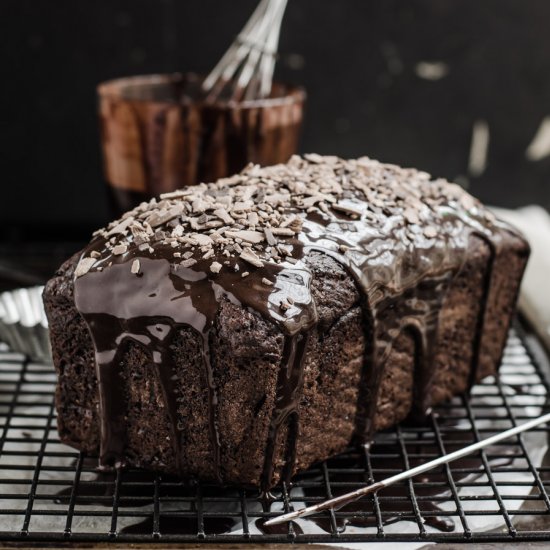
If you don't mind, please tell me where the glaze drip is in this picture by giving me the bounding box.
[72,154,524,488]
[262,333,310,488]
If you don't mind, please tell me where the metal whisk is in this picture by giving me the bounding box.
[202,0,289,103]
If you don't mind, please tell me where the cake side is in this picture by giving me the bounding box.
[371,229,529,432]
[476,230,530,380]
[429,236,491,406]
[44,254,100,454]
[370,235,491,433]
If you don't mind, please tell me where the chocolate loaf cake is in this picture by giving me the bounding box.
[43,155,529,490]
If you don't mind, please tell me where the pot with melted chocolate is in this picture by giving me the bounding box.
[98,73,305,215]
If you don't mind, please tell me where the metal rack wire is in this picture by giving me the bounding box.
[0,322,549,544]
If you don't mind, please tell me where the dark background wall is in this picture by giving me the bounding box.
[2,0,550,234]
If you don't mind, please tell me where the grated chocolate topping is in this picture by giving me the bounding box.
[78,155,497,281]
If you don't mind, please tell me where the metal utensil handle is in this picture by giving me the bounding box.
[265,411,550,525]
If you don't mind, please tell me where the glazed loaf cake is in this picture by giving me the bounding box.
[43,155,529,490]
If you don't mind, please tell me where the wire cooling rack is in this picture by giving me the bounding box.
[1,322,550,544]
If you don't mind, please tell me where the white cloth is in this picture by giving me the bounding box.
[491,205,550,351]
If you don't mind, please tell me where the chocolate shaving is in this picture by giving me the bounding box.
[264,227,278,246]
[75,257,96,278]
[225,230,265,244]
[213,208,234,224]
[270,228,295,237]
[424,226,438,238]
[112,244,128,255]
[240,250,263,268]
[106,216,134,237]
[210,261,222,274]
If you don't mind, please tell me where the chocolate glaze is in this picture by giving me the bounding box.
[73,155,524,491]
[75,249,317,483]
[261,333,310,491]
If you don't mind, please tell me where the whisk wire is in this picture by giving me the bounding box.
[258,0,287,97]
[201,0,270,92]
[202,0,288,103]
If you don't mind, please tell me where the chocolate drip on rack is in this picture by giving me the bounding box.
[72,154,523,487]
